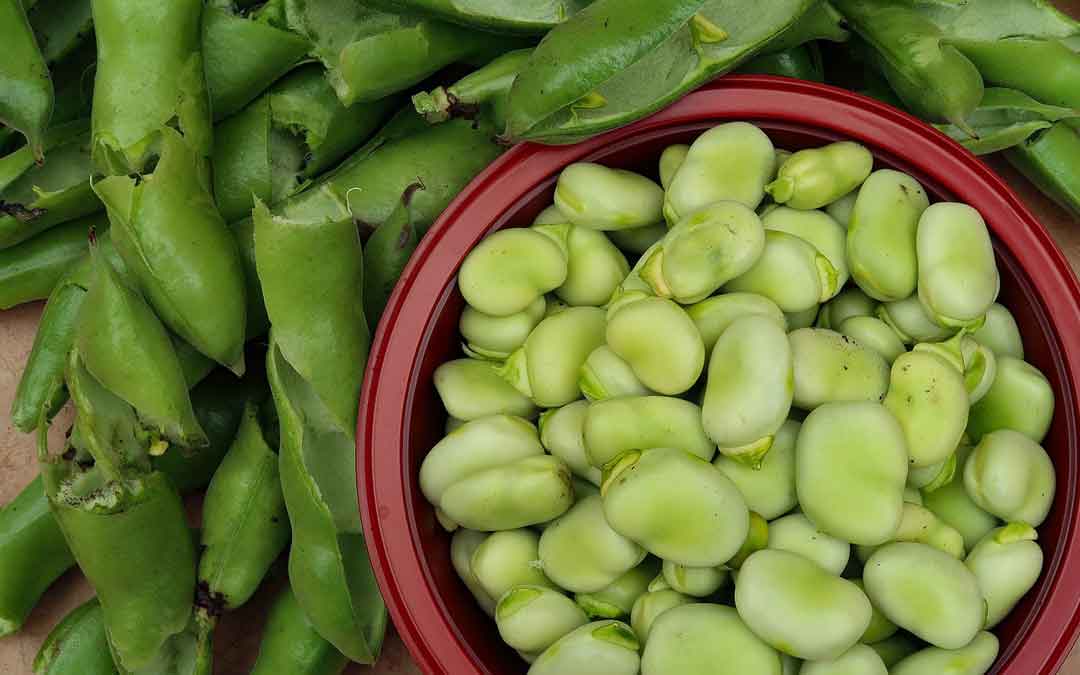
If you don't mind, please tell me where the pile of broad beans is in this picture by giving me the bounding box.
[425,122,1057,674]
[0,0,1074,673]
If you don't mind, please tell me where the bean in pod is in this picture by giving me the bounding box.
[972,303,1024,359]
[890,631,999,675]
[714,419,799,520]
[583,395,714,469]
[966,523,1043,629]
[702,314,793,466]
[538,494,646,594]
[878,294,954,344]
[725,230,838,312]
[630,589,690,642]
[605,297,705,395]
[735,549,872,660]
[32,598,117,675]
[658,559,729,598]
[864,542,985,649]
[789,328,889,410]
[578,345,652,402]
[688,292,786,357]
[665,122,777,222]
[967,356,1054,443]
[767,512,850,575]
[766,141,873,210]
[459,228,568,316]
[527,620,640,675]
[1006,120,1080,218]
[916,202,999,328]
[540,402,601,486]
[923,446,1000,552]
[433,359,537,421]
[816,286,876,330]
[639,201,765,304]
[497,585,589,655]
[499,306,607,407]
[799,644,888,675]
[460,296,546,360]
[249,584,348,675]
[797,401,908,545]
[533,221,630,307]
[884,349,970,467]
[963,429,1056,528]
[846,169,929,301]
[575,558,659,619]
[554,162,665,230]
[642,604,782,675]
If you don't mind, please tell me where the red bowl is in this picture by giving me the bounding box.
[358,75,1080,675]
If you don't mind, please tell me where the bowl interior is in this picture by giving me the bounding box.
[363,79,1080,675]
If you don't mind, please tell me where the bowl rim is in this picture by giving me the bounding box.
[358,75,1080,675]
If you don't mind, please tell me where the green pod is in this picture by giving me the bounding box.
[884,350,969,468]
[765,141,873,210]
[846,169,929,302]
[923,446,999,552]
[763,207,849,290]
[0,121,99,249]
[736,44,824,82]
[472,529,556,601]
[460,296,546,360]
[687,292,786,357]
[250,584,348,675]
[1005,121,1080,217]
[630,589,691,642]
[797,401,908,545]
[967,355,1054,443]
[413,48,532,128]
[540,402,601,486]
[702,315,793,465]
[33,598,117,675]
[838,316,906,364]
[0,0,52,160]
[852,579,898,644]
[601,448,749,568]
[864,542,984,650]
[553,162,664,231]
[451,529,496,615]
[539,494,646,594]
[817,286,876,330]
[665,123,776,222]
[0,213,103,309]
[789,327,889,410]
[964,429,1055,528]
[77,245,206,446]
[26,0,94,67]
[90,0,210,175]
[966,523,1043,629]
[972,303,1024,360]
[801,645,887,675]
[504,0,816,144]
[364,0,589,33]
[825,191,857,228]
[868,633,924,669]
[576,558,659,619]
[94,128,247,373]
[916,202,999,328]
[198,404,289,612]
[364,183,425,330]
[201,3,309,122]
[258,200,386,663]
[640,201,765,303]
[951,38,1080,110]
[935,87,1080,156]
[606,297,705,395]
[658,144,689,190]
[835,0,982,129]
[460,228,568,316]
[643,604,781,675]
[0,476,76,637]
[767,512,850,575]
[280,1,513,107]
[660,559,728,598]
[856,502,966,562]
[761,0,849,53]
[578,345,652,402]
[735,549,871,661]
[714,419,799,520]
[442,455,574,532]
[725,230,838,312]
[878,295,954,345]
[433,358,538,421]
[584,395,714,469]
[497,586,589,655]
[528,620,640,675]
[499,306,607,407]
[891,631,998,675]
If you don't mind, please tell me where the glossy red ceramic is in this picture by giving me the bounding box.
[358,75,1080,675]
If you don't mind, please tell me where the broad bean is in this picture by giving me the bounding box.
[642,604,782,675]
[799,644,887,675]
[856,502,965,561]
[459,228,567,316]
[790,328,889,410]
[451,530,497,616]
[868,632,924,669]
[767,513,850,575]
[607,223,667,255]
[535,223,629,306]
[965,523,1043,628]
[630,589,690,641]
[540,402,602,485]
[555,162,665,230]
[687,292,786,356]
[496,586,589,654]
[606,297,704,395]
[762,206,849,289]
[816,287,876,330]
[878,295,954,344]
[825,191,857,229]
[659,559,729,598]
[583,395,714,469]
[972,303,1024,359]
[923,446,999,551]
[539,495,646,594]
[460,296,546,360]
[433,359,537,421]
[714,419,799,520]
[852,579,898,644]
[528,621,640,675]
[785,305,820,330]
[575,559,659,619]
[473,530,556,602]
[916,202,999,328]
[658,144,689,189]
[963,429,1055,528]
[890,631,999,675]
[766,141,873,210]
[441,455,574,532]
[967,356,1054,443]
[578,346,652,402]
[725,230,838,311]
[884,350,970,467]
[838,316,906,364]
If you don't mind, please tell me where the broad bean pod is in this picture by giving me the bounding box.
[935,88,1080,156]
[0,213,104,309]
[1005,120,1080,217]
[364,0,590,33]
[0,0,52,160]
[32,598,117,675]
[250,583,348,675]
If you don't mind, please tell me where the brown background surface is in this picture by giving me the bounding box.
[3,8,1080,673]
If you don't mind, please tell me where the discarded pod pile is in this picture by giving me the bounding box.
[424,123,1058,675]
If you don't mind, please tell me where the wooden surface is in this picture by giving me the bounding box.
[2,21,1080,675]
